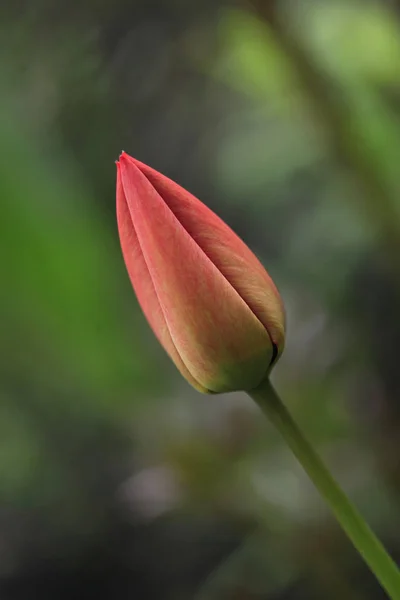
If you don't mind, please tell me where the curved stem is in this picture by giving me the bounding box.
[249,379,400,599]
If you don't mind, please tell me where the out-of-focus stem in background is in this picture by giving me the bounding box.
[249,0,400,265]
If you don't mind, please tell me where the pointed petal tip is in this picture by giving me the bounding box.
[115,150,125,164]
[119,150,131,162]
[115,150,126,167]
[118,152,145,177]
[116,152,134,173]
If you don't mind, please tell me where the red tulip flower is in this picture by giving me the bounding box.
[116,152,285,393]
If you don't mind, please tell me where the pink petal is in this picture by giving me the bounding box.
[118,155,273,392]
[123,154,285,357]
[117,162,208,392]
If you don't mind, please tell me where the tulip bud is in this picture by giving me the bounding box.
[116,152,285,394]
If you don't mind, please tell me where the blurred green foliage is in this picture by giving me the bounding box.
[1,1,400,598]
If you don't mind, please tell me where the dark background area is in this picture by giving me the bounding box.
[1,0,400,598]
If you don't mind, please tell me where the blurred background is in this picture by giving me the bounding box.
[1,0,400,597]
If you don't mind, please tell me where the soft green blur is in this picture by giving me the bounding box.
[1,1,400,598]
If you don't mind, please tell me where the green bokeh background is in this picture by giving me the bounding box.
[1,1,400,598]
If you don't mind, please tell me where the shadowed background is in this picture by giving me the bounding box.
[1,0,400,598]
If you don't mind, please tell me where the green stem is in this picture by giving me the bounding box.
[248,379,400,599]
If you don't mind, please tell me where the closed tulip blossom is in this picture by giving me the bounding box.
[116,151,285,394]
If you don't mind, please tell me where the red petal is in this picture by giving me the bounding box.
[116,162,208,392]
[122,154,285,355]
[118,154,272,392]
